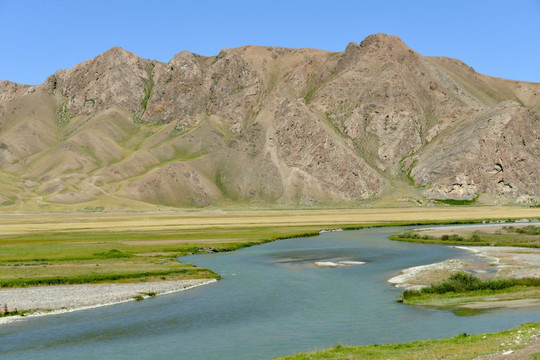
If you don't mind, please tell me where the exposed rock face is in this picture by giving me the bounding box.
[273,98,381,202]
[0,33,539,208]
[44,47,151,115]
[413,101,540,200]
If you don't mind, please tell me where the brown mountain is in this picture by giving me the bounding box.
[0,33,539,210]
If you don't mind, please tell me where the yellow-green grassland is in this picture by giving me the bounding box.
[1,206,538,287]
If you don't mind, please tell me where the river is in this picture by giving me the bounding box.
[1,226,539,359]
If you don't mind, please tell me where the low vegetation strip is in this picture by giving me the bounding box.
[275,322,540,360]
[401,273,540,301]
[504,225,540,235]
[389,225,540,247]
[0,268,217,288]
[391,230,477,243]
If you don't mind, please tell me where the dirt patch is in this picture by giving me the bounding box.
[388,259,466,290]
[464,246,540,279]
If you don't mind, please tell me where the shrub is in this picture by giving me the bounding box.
[397,231,418,239]
[93,249,133,259]
[396,231,435,240]
[0,304,24,317]
[402,273,540,300]
[440,234,465,242]
[470,234,481,242]
[502,225,540,235]
[517,225,540,235]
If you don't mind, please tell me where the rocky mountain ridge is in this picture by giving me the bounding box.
[0,33,539,210]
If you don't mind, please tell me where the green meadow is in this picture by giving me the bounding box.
[0,207,538,287]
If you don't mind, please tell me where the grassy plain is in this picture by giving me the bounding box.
[0,206,539,287]
[276,322,540,360]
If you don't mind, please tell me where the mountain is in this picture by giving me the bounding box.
[0,34,539,210]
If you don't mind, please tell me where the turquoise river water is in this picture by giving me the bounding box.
[1,226,540,359]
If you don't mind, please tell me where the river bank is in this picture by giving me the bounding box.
[388,222,540,289]
[387,222,540,312]
[388,245,540,291]
[0,278,216,324]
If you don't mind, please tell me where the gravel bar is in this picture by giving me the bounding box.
[0,278,216,324]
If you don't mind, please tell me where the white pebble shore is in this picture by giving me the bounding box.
[0,278,217,324]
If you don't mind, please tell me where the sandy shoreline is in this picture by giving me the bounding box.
[0,278,216,325]
[388,259,467,290]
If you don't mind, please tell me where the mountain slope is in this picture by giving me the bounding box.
[0,33,538,210]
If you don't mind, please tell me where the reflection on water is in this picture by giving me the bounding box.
[1,226,540,360]
[453,308,485,316]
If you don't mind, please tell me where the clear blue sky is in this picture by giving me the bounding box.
[1,0,539,85]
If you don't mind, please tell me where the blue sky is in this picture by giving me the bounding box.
[1,0,539,85]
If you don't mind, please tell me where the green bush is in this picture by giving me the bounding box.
[517,225,540,235]
[439,234,465,241]
[502,225,540,235]
[93,249,133,259]
[396,231,435,240]
[403,273,540,299]
[470,234,481,242]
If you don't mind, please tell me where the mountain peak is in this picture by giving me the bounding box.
[94,46,142,65]
[359,33,409,52]
[100,46,134,56]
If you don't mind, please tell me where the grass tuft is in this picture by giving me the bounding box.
[93,249,133,259]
